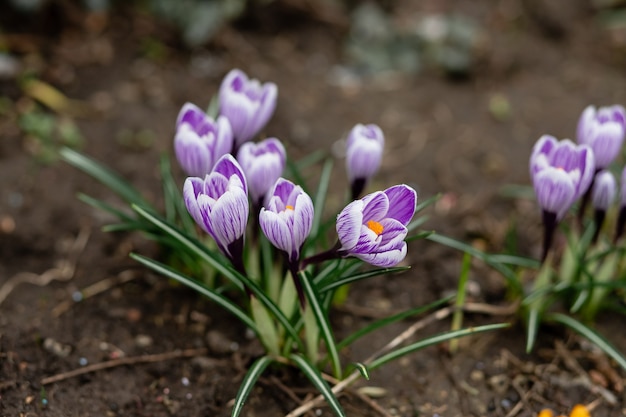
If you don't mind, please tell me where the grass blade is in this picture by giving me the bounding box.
[289,354,346,417]
[318,266,410,293]
[231,355,273,417]
[60,147,151,208]
[77,193,135,223]
[369,323,509,370]
[546,313,626,371]
[130,253,257,331]
[336,296,453,351]
[299,270,342,379]
[310,158,333,241]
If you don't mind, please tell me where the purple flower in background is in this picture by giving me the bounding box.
[529,135,595,260]
[591,170,617,243]
[219,69,278,150]
[237,138,287,205]
[174,103,233,177]
[530,135,595,220]
[336,184,417,267]
[577,105,626,169]
[346,124,385,199]
[183,154,249,264]
[592,170,617,212]
[259,178,314,263]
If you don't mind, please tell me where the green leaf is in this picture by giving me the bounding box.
[231,355,273,417]
[352,362,370,380]
[299,270,342,379]
[77,193,135,223]
[131,204,304,351]
[525,307,541,354]
[368,323,509,370]
[130,253,257,331]
[289,354,346,417]
[546,313,626,371]
[60,147,151,208]
[336,296,453,351]
[310,158,334,242]
[318,266,410,293]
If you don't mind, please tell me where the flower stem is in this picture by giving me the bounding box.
[541,210,557,263]
[301,241,341,269]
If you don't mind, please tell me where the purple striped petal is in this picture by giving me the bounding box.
[533,167,576,220]
[384,185,417,226]
[355,244,407,267]
[337,200,364,250]
[361,192,389,222]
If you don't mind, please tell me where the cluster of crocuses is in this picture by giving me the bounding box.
[174,68,417,303]
[529,104,626,261]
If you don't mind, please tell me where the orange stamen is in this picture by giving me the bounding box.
[569,405,590,417]
[286,205,294,210]
[366,220,384,236]
[538,410,554,417]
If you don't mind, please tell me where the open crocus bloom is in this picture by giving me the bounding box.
[529,135,595,220]
[577,105,626,169]
[174,102,233,177]
[183,154,249,260]
[260,178,314,263]
[336,184,417,267]
[219,69,278,149]
[237,137,286,204]
[346,123,385,185]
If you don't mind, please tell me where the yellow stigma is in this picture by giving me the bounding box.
[286,205,294,210]
[366,220,384,236]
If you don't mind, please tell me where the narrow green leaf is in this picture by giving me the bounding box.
[318,266,410,293]
[289,354,346,417]
[525,307,541,353]
[130,253,257,331]
[414,193,441,214]
[336,296,453,351]
[546,313,626,371]
[310,158,333,241]
[159,155,197,234]
[77,193,135,223]
[369,323,509,370]
[450,252,471,353]
[60,147,150,208]
[352,362,370,380]
[231,356,273,417]
[131,204,305,351]
[206,94,220,119]
[299,270,342,379]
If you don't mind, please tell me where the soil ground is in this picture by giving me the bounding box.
[2,1,626,416]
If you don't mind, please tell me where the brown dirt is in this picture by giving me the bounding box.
[2,1,626,416]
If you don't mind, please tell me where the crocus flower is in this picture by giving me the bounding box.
[577,105,626,169]
[237,138,287,205]
[346,123,385,198]
[219,69,278,150]
[529,135,595,260]
[174,102,233,177]
[336,184,417,267]
[183,154,249,264]
[530,135,595,220]
[259,178,314,264]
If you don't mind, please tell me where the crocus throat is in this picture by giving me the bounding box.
[366,220,384,236]
[286,205,294,211]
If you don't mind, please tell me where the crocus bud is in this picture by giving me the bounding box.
[592,170,617,212]
[237,138,286,205]
[346,124,385,199]
[183,154,249,262]
[260,178,314,263]
[219,69,277,150]
[530,135,595,220]
[336,184,417,267]
[174,103,233,177]
[577,105,626,169]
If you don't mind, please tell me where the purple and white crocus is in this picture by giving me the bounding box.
[529,134,595,260]
[219,69,278,151]
[183,154,249,269]
[336,184,417,267]
[237,138,287,206]
[577,105,626,170]
[174,102,233,177]
[260,178,313,263]
[346,123,385,199]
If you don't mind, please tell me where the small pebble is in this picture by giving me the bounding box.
[78,357,88,366]
[72,291,83,302]
[501,398,512,409]
[135,334,153,348]
[181,377,190,386]
[185,393,192,400]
